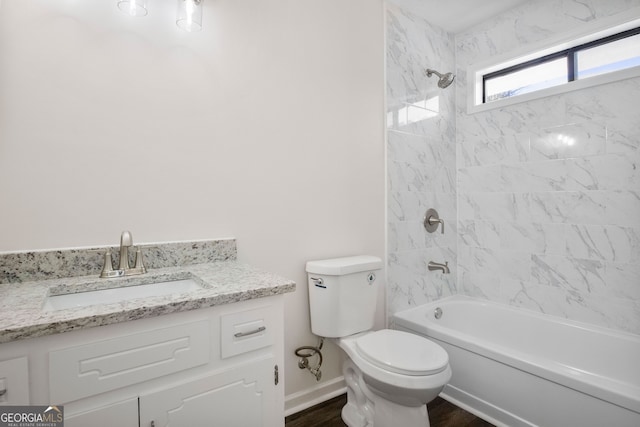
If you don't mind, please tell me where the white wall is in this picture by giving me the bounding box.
[0,0,385,404]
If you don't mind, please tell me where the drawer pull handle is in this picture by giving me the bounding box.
[0,388,6,397]
[234,326,266,338]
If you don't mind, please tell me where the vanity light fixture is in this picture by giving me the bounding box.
[176,0,203,32]
[117,0,148,17]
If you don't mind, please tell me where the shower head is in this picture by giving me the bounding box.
[426,68,455,88]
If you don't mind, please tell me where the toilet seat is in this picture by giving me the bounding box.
[337,330,451,397]
[355,329,448,376]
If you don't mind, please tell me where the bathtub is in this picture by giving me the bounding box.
[392,296,640,427]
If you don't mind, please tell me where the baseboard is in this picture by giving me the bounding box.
[284,376,347,417]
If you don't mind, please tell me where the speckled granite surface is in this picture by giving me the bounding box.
[0,239,296,344]
[0,238,237,284]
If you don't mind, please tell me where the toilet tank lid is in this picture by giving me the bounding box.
[306,255,382,275]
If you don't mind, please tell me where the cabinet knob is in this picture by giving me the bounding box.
[151,421,155,427]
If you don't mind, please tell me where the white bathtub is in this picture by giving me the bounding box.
[392,296,640,427]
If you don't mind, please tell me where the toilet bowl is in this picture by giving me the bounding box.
[306,256,452,427]
[340,330,451,404]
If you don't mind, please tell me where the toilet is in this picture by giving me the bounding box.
[306,255,451,427]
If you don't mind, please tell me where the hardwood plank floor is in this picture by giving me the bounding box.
[428,397,494,427]
[285,394,349,427]
[285,394,494,427]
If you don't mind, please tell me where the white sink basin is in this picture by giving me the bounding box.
[43,278,202,311]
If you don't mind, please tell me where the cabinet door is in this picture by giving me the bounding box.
[64,397,138,427]
[140,356,278,427]
[0,357,29,405]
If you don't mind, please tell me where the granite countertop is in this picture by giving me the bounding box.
[0,261,296,344]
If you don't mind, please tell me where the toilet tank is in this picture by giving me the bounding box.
[306,255,382,338]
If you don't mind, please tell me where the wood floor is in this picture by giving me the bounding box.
[285,394,494,427]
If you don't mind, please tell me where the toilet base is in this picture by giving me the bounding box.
[341,359,431,427]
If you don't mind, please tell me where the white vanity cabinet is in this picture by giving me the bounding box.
[65,398,139,427]
[0,356,29,405]
[139,355,276,427]
[139,303,282,427]
[0,295,285,427]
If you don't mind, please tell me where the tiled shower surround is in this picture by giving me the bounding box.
[386,4,457,314]
[387,0,640,334]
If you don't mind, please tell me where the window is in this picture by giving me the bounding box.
[484,57,568,102]
[576,31,640,79]
[482,27,640,104]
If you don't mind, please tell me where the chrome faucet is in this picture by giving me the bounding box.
[428,261,450,274]
[118,231,133,271]
[100,231,147,278]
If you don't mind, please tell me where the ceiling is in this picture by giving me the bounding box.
[387,0,528,33]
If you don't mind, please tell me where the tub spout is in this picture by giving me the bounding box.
[428,261,450,274]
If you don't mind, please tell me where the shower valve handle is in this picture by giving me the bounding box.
[428,216,444,234]
[424,208,444,234]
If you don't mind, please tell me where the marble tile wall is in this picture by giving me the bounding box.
[387,0,639,334]
[456,0,640,334]
[386,4,457,315]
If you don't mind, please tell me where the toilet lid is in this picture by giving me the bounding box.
[355,330,448,376]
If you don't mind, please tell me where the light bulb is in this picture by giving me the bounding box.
[117,0,148,17]
[176,0,203,32]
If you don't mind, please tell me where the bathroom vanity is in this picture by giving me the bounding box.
[0,239,295,427]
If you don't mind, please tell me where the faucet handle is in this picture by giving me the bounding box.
[424,208,445,234]
[100,249,124,278]
[429,216,445,234]
[133,247,147,274]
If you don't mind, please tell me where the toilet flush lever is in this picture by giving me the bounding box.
[311,277,325,288]
[424,208,444,234]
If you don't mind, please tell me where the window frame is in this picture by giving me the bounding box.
[467,10,640,114]
[482,26,640,104]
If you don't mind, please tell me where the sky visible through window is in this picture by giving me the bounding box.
[484,29,640,103]
[577,32,640,79]
[485,58,567,102]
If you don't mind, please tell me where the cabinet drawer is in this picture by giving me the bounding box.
[49,320,210,403]
[220,306,275,358]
